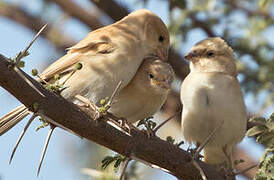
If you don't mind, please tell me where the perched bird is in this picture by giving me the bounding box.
[180,37,246,165]
[109,58,174,123]
[0,9,170,135]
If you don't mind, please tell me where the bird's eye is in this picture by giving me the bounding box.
[149,74,154,78]
[207,52,214,57]
[158,35,164,42]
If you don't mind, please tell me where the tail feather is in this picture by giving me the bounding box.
[0,105,29,135]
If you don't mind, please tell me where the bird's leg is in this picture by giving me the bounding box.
[103,81,132,131]
[220,145,237,180]
[9,113,37,164]
[105,113,135,134]
[37,124,56,176]
[222,145,233,170]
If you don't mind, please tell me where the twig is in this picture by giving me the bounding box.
[192,160,208,180]
[190,119,225,180]
[61,69,76,85]
[176,140,184,147]
[107,80,123,108]
[14,67,45,97]
[153,111,181,134]
[75,94,98,116]
[194,119,225,159]
[120,158,131,180]
[0,53,226,179]
[37,124,56,176]
[37,74,50,85]
[9,114,36,164]
[15,24,47,66]
[234,164,258,175]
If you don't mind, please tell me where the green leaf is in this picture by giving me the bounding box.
[101,156,115,169]
[249,117,266,124]
[246,125,267,137]
[269,113,274,123]
[256,133,274,147]
[101,154,125,172]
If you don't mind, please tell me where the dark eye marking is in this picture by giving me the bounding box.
[207,51,215,57]
[149,74,154,78]
[158,35,164,42]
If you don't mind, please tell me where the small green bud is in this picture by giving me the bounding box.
[31,69,38,76]
[166,136,175,144]
[33,102,39,111]
[18,61,25,68]
[24,51,30,57]
[100,99,106,105]
[74,63,82,70]
[98,107,106,113]
[54,74,60,80]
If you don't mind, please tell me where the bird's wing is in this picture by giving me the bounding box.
[39,38,115,81]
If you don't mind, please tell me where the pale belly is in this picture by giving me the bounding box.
[181,73,246,147]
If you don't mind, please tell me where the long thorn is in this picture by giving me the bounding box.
[194,119,225,159]
[37,124,55,176]
[62,69,76,86]
[15,24,47,65]
[153,111,181,134]
[108,81,123,107]
[192,160,207,180]
[120,158,131,180]
[9,114,36,164]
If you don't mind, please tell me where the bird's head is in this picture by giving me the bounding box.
[135,58,174,95]
[184,37,237,76]
[124,9,170,61]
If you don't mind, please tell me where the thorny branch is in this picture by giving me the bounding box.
[0,53,225,180]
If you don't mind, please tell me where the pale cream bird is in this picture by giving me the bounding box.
[109,58,174,123]
[0,9,170,135]
[180,37,247,165]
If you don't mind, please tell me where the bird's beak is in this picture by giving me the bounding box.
[156,47,168,61]
[184,51,198,61]
[153,78,172,90]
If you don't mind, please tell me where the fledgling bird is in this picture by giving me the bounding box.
[180,37,247,165]
[109,58,174,123]
[0,9,170,135]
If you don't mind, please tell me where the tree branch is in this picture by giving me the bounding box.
[49,0,104,29]
[0,54,225,180]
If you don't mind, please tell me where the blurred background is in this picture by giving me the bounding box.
[0,0,273,179]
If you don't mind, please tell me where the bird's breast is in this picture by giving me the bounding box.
[181,72,246,147]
